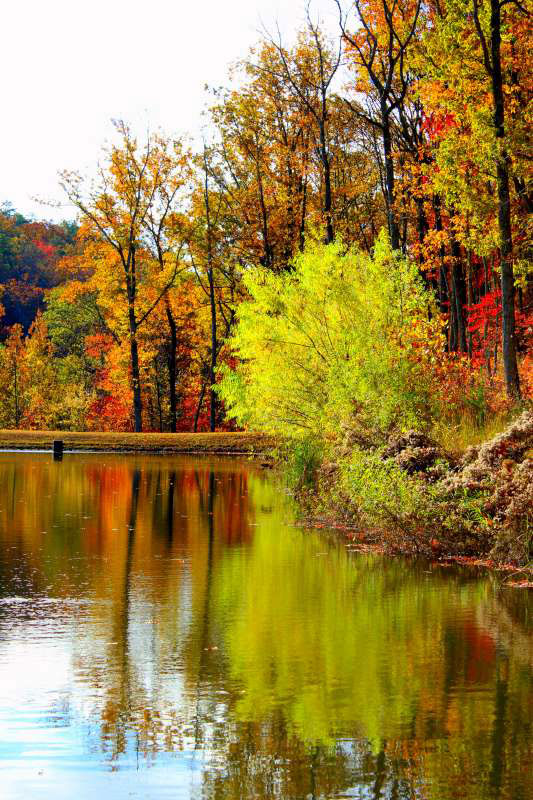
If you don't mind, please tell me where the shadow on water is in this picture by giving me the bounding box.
[0,452,530,800]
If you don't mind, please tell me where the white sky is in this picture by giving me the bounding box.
[2,0,340,222]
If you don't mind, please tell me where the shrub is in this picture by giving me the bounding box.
[283,436,325,491]
[218,232,448,439]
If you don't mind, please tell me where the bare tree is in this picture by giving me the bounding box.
[335,0,422,251]
[264,9,343,243]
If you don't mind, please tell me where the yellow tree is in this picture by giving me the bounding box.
[0,324,27,428]
[60,121,192,431]
[265,18,343,245]
[208,42,315,271]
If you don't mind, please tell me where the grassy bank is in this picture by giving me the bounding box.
[0,429,276,455]
[289,411,533,568]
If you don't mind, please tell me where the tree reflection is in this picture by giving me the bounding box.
[0,453,531,799]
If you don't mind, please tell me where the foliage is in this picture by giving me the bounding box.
[0,205,77,335]
[219,232,482,439]
[339,446,431,526]
[0,313,93,430]
[0,3,531,436]
[282,435,325,490]
[314,411,533,564]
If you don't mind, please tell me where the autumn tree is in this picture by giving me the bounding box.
[471,0,527,397]
[265,16,342,244]
[187,144,245,431]
[420,0,532,394]
[0,204,76,336]
[208,41,315,270]
[336,0,423,251]
[0,324,27,427]
[61,121,192,431]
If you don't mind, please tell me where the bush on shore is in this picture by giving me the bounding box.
[307,412,532,564]
[218,235,532,565]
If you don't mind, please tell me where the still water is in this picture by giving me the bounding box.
[0,453,531,800]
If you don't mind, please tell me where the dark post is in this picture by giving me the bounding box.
[53,440,63,461]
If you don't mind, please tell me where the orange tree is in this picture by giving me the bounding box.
[60,121,192,431]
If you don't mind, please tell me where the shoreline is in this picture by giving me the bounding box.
[289,410,533,574]
[0,429,277,455]
[297,517,533,583]
[3,427,530,581]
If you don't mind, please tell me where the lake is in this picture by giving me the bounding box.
[0,452,531,799]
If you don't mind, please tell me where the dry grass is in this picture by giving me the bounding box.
[0,429,277,455]
[433,411,518,457]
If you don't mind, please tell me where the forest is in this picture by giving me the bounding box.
[0,2,529,433]
[1,0,532,539]
[0,0,531,438]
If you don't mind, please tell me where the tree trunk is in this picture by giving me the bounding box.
[13,362,20,428]
[450,237,468,353]
[433,195,449,317]
[208,264,217,433]
[165,298,178,432]
[299,176,308,252]
[256,155,273,268]
[489,0,521,397]
[154,359,163,433]
[204,146,217,432]
[467,253,474,357]
[382,110,400,250]
[128,304,143,433]
[193,381,207,433]
[416,197,426,263]
[319,120,334,244]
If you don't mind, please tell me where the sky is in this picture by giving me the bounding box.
[2,0,341,222]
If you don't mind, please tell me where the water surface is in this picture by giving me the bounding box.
[0,452,531,799]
